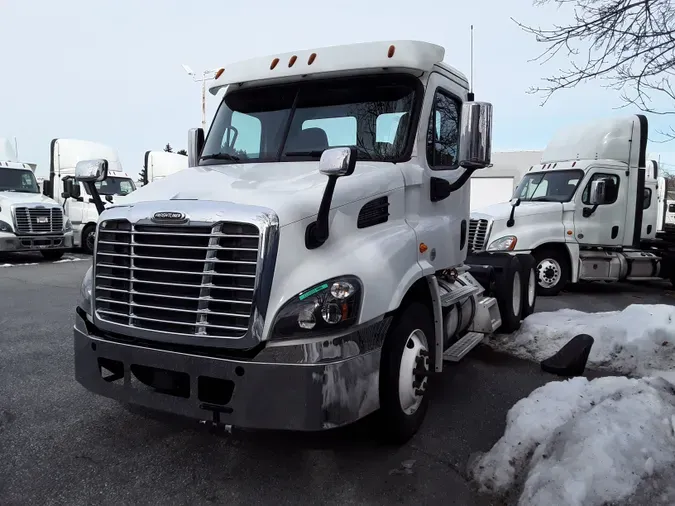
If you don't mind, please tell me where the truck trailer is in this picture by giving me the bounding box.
[469,115,675,295]
[72,40,536,443]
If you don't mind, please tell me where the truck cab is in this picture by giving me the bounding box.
[46,139,136,253]
[0,139,73,259]
[72,40,535,442]
[470,114,675,295]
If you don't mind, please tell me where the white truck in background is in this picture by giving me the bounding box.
[469,115,675,295]
[72,40,538,443]
[0,138,73,259]
[141,150,188,185]
[469,150,542,210]
[44,139,136,254]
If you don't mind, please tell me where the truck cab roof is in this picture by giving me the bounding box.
[541,114,647,169]
[209,40,468,93]
[0,160,35,171]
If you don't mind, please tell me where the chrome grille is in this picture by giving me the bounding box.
[93,219,260,338]
[468,219,490,252]
[14,207,63,234]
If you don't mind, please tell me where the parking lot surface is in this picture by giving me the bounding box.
[1,253,672,505]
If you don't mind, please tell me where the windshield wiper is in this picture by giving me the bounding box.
[200,153,240,162]
[529,196,558,202]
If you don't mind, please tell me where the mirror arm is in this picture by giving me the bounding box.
[305,176,338,250]
[506,198,521,227]
[583,204,599,218]
[447,167,478,192]
[83,182,106,214]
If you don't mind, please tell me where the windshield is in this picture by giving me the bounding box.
[515,169,584,203]
[84,177,136,196]
[200,74,419,165]
[0,167,40,193]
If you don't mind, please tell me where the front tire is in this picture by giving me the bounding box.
[378,302,434,444]
[533,248,569,296]
[41,250,64,261]
[82,224,96,255]
[517,254,537,318]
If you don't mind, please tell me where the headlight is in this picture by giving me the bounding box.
[487,235,517,251]
[79,266,93,315]
[64,218,73,232]
[0,220,12,233]
[271,275,362,340]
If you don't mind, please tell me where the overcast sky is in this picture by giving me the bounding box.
[2,0,675,178]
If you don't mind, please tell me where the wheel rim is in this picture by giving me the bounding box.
[512,270,522,316]
[527,268,536,306]
[398,329,429,415]
[86,230,95,252]
[537,258,561,288]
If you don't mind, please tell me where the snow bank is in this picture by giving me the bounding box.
[470,376,675,506]
[490,304,675,376]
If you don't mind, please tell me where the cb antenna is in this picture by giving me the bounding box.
[467,24,475,102]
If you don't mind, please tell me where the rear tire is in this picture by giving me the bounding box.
[41,250,64,261]
[378,302,433,444]
[533,248,569,296]
[517,254,537,318]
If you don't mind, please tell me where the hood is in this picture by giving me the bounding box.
[114,161,403,226]
[0,191,59,208]
[471,201,564,221]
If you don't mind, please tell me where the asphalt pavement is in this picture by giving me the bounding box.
[1,253,673,506]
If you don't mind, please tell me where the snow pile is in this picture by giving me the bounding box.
[470,376,675,506]
[491,304,675,376]
[53,257,84,263]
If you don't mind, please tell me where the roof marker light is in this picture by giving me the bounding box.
[288,55,297,67]
[214,68,225,79]
[270,58,280,70]
[388,45,396,58]
[308,53,317,65]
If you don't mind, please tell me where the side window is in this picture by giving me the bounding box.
[643,188,652,210]
[582,173,620,205]
[426,90,460,169]
[224,111,261,159]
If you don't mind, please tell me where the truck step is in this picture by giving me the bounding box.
[443,332,485,362]
[440,284,479,307]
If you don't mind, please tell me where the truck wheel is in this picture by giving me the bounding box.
[82,224,96,255]
[493,255,523,333]
[517,254,537,318]
[378,302,433,444]
[533,248,569,296]
[41,250,64,261]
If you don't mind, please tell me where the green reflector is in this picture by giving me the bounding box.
[299,283,329,301]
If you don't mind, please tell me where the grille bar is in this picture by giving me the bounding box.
[13,207,64,234]
[94,219,260,338]
[467,219,490,252]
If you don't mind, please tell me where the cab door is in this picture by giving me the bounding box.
[573,166,627,246]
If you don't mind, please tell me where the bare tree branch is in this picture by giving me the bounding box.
[516,0,675,140]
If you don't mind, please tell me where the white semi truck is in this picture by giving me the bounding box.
[469,115,675,295]
[45,139,136,254]
[141,150,189,185]
[0,139,73,259]
[72,40,537,442]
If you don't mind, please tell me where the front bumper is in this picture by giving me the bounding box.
[74,310,389,431]
[0,232,73,252]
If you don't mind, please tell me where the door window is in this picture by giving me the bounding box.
[426,89,460,169]
[582,173,620,205]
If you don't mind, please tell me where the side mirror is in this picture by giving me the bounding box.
[75,159,108,182]
[458,101,493,170]
[589,179,607,205]
[42,179,53,198]
[71,184,81,199]
[319,146,357,177]
[306,146,358,249]
[188,128,205,167]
